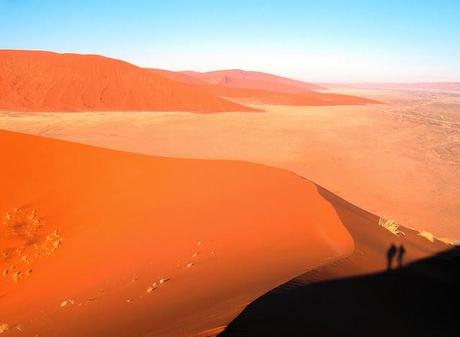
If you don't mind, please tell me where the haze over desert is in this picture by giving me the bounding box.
[1,1,460,337]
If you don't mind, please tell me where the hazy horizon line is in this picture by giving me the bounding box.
[2,48,460,84]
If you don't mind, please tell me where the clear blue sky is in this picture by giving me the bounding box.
[1,0,459,82]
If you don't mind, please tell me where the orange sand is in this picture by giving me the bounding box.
[0,130,352,337]
[0,50,254,113]
[314,188,449,278]
[218,188,452,336]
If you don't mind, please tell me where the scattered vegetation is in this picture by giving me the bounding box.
[1,207,63,284]
[378,217,405,236]
[418,231,435,242]
[1,207,42,243]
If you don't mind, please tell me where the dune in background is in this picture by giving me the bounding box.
[0,130,353,337]
[151,69,379,106]
[0,50,378,113]
[149,68,208,86]
[181,69,323,93]
[0,50,255,113]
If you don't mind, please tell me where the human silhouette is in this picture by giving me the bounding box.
[386,243,397,270]
[397,244,406,268]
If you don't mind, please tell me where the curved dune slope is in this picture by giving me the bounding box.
[0,130,353,337]
[182,69,323,93]
[219,187,451,336]
[0,50,254,113]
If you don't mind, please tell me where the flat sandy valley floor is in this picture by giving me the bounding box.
[1,88,459,242]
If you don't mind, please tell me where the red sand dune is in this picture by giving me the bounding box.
[0,50,254,113]
[218,188,452,336]
[313,188,448,277]
[0,130,352,337]
[182,69,323,93]
[152,69,379,106]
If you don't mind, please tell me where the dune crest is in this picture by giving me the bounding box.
[182,69,323,93]
[154,69,379,106]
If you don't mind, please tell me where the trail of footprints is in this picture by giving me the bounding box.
[58,240,210,309]
[1,236,214,334]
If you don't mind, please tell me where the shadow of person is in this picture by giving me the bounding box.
[397,244,406,268]
[387,243,397,271]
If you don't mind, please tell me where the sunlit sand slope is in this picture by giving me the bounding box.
[0,130,352,337]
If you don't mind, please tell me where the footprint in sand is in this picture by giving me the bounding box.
[0,323,9,334]
[145,277,170,294]
[60,299,75,308]
[12,271,21,282]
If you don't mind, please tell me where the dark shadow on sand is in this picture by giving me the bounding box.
[219,246,460,337]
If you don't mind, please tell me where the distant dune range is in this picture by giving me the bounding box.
[150,68,379,106]
[0,50,254,113]
[181,69,324,92]
[0,50,378,113]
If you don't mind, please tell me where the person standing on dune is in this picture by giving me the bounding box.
[397,244,406,268]
[386,244,397,270]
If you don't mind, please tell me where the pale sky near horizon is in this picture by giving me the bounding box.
[1,0,459,82]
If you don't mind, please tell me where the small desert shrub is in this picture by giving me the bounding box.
[378,216,405,236]
[1,208,42,243]
[418,230,435,242]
